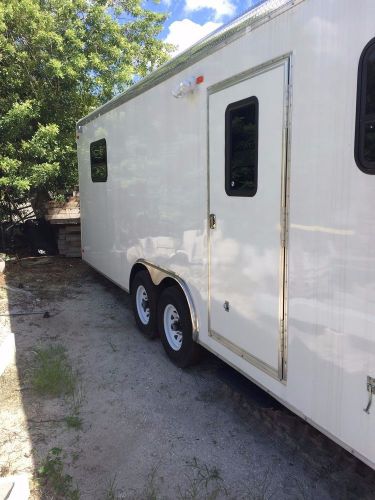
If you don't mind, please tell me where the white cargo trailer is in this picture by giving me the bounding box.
[77,0,375,469]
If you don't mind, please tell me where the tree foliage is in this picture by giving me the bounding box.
[0,0,171,221]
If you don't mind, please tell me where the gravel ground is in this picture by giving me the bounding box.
[0,257,375,500]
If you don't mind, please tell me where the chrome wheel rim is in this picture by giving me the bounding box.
[163,304,183,351]
[136,285,150,325]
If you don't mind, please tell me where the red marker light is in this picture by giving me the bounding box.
[196,75,204,84]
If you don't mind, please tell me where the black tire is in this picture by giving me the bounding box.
[157,286,201,368]
[131,270,158,339]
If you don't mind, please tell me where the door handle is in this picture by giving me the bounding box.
[209,213,216,229]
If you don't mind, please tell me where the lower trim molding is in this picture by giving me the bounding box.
[210,329,279,380]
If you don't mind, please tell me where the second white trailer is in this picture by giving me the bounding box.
[77,0,375,469]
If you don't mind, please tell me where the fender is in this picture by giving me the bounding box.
[134,259,199,342]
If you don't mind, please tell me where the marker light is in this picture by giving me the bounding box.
[172,75,204,98]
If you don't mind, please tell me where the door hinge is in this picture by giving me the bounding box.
[280,210,287,248]
[283,83,292,130]
[280,318,285,335]
[209,213,216,230]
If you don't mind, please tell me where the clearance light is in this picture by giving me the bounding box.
[172,75,204,98]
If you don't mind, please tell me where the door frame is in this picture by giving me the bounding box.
[206,53,293,381]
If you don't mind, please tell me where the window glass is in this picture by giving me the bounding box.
[90,139,107,182]
[364,122,375,162]
[356,39,375,173]
[365,50,375,115]
[225,97,258,196]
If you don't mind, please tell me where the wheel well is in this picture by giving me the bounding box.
[129,263,199,341]
[129,263,149,292]
[130,264,183,296]
[156,277,178,294]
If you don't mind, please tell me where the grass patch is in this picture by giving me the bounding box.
[37,447,80,499]
[70,380,85,413]
[31,345,76,397]
[142,466,160,500]
[178,457,227,500]
[104,474,120,500]
[65,415,82,430]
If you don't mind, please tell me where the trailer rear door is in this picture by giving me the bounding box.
[208,59,290,380]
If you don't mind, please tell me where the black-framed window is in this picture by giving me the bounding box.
[90,139,107,182]
[225,96,258,196]
[355,38,375,174]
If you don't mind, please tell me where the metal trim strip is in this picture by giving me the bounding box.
[207,54,291,96]
[278,57,289,379]
[210,330,279,380]
[281,55,293,381]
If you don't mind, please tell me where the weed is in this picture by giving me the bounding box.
[178,457,227,500]
[0,463,11,477]
[245,468,276,500]
[108,339,118,352]
[37,447,80,499]
[65,415,82,430]
[104,474,120,500]
[142,466,160,500]
[70,380,85,414]
[30,345,77,397]
[284,476,316,500]
[71,451,80,463]
[65,380,85,430]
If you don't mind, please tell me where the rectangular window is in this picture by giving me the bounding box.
[90,139,107,182]
[355,38,375,173]
[225,96,258,196]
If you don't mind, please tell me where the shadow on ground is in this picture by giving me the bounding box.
[0,257,375,499]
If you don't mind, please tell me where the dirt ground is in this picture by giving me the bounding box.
[1,257,375,500]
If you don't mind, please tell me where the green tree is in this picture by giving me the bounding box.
[0,0,171,221]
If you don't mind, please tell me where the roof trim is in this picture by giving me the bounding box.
[77,0,303,127]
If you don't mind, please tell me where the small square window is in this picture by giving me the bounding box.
[90,139,107,182]
[225,97,259,197]
[355,38,375,174]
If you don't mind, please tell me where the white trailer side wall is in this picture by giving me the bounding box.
[78,0,375,467]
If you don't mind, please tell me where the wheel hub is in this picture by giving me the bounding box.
[136,285,150,325]
[171,320,181,331]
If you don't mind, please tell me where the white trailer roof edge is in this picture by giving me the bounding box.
[77,0,304,128]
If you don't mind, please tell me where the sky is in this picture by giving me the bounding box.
[150,0,265,55]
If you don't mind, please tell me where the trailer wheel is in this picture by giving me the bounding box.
[131,270,158,338]
[158,286,201,368]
